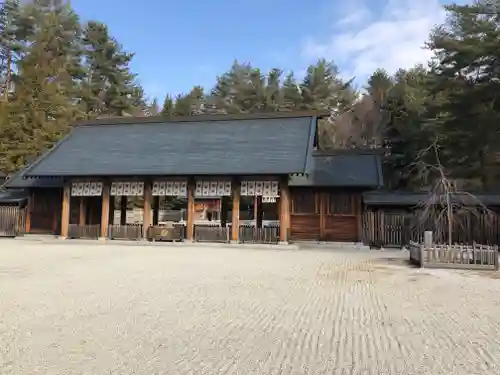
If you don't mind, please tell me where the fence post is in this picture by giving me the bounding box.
[424,231,433,248]
[495,247,499,271]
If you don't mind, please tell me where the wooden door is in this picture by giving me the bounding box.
[321,191,360,242]
[290,188,320,241]
[30,188,62,234]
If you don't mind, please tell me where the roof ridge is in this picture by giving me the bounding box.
[74,111,329,127]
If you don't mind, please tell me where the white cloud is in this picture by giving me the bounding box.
[302,0,448,80]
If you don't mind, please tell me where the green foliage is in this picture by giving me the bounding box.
[0,1,145,173]
[1,0,499,192]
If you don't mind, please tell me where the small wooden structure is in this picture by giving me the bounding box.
[409,241,499,271]
[0,190,27,237]
[288,152,383,242]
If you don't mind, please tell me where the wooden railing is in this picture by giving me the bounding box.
[239,224,280,244]
[146,225,185,242]
[409,241,499,270]
[194,224,230,243]
[68,224,100,239]
[0,206,25,237]
[108,224,143,240]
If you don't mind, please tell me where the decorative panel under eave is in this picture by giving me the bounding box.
[152,180,188,197]
[262,196,277,203]
[110,181,144,196]
[194,180,231,197]
[240,180,279,197]
[71,181,103,197]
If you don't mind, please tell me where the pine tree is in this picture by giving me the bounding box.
[425,0,500,188]
[4,2,83,171]
[81,21,142,117]
[263,68,283,112]
[161,95,174,116]
[281,72,301,111]
[0,0,35,100]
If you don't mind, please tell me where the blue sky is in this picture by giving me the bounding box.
[71,0,458,102]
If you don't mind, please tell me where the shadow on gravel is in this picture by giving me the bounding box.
[372,256,419,269]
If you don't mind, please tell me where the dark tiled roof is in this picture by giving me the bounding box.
[289,152,384,187]
[1,168,63,189]
[0,189,28,204]
[363,191,500,206]
[23,114,317,177]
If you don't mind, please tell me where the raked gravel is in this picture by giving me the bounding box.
[1,240,500,375]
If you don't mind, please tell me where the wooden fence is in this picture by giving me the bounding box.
[194,224,230,243]
[239,224,280,244]
[0,205,25,237]
[108,224,143,240]
[363,210,500,247]
[68,224,100,239]
[409,241,499,270]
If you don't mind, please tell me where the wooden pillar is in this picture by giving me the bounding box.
[231,179,240,241]
[279,178,291,242]
[120,196,127,225]
[220,196,228,227]
[142,181,152,238]
[100,182,110,239]
[254,196,263,228]
[356,194,363,242]
[79,197,86,225]
[108,195,115,226]
[153,196,160,226]
[186,179,195,241]
[25,191,33,233]
[319,191,326,241]
[60,184,71,238]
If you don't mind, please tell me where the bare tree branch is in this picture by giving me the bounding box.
[412,139,494,244]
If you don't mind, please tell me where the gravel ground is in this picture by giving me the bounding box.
[1,240,500,375]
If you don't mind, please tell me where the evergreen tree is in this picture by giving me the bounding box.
[281,72,301,111]
[1,2,83,172]
[0,0,35,100]
[81,21,142,117]
[161,95,174,116]
[425,0,500,188]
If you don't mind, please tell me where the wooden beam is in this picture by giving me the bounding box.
[279,179,291,242]
[100,183,110,239]
[60,184,71,238]
[142,181,152,238]
[120,196,127,225]
[79,197,86,226]
[25,190,33,234]
[231,180,240,241]
[186,180,195,241]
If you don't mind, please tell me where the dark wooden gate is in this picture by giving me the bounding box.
[0,205,25,237]
[321,192,360,242]
[290,189,361,242]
